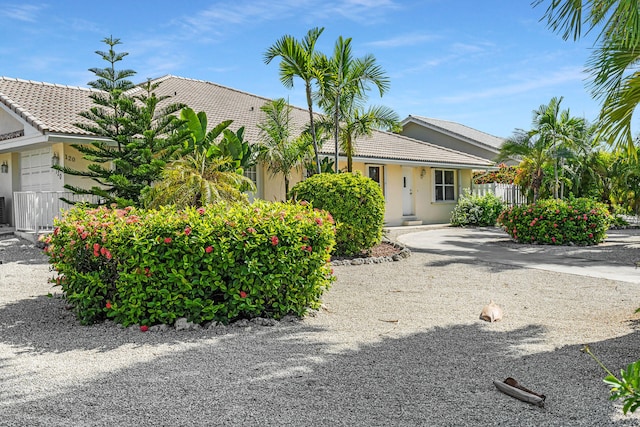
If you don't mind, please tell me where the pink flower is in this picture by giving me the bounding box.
[164,237,172,244]
[589,233,594,239]
[81,232,89,240]
[240,291,248,298]
[140,325,149,332]
[106,301,112,309]
[53,227,60,236]
[247,227,256,234]
[184,227,192,236]
[197,207,206,215]
[555,210,560,214]
[205,246,213,253]
[144,267,151,277]
[270,236,279,246]
[315,217,323,226]
[551,237,556,243]
[553,223,558,228]
[299,200,309,206]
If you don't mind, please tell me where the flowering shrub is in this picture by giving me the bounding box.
[473,163,517,184]
[450,192,505,227]
[497,197,611,245]
[289,172,385,256]
[43,201,336,326]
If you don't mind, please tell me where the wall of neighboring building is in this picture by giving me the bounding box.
[401,122,499,163]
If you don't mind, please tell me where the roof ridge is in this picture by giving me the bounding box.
[142,74,313,115]
[0,76,103,93]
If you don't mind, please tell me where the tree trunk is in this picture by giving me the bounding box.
[306,84,321,175]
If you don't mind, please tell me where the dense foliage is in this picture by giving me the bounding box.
[497,197,611,245]
[450,192,505,227]
[57,37,189,207]
[289,172,384,256]
[43,201,335,326]
[473,164,517,184]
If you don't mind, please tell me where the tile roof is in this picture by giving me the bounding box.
[403,115,505,150]
[0,75,493,168]
[0,77,99,135]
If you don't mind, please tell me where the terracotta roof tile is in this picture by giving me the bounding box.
[0,75,493,168]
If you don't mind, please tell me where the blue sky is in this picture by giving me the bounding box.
[0,0,602,138]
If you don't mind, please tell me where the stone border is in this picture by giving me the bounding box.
[330,238,411,266]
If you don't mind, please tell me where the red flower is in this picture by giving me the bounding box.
[240,291,248,298]
[140,325,149,332]
[197,207,206,215]
[589,233,594,239]
[93,243,100,251]
[315,217,323,226]
[205,246,213,253]
[53,227,60,236]
[551,237,556,243]
[184,227,192,236]
[270,236,279,246]
[164,237,172,244]
[106,301,112,309]
[144,267,151,277]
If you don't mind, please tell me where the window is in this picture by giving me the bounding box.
[434,169,455,201]
[243,165,258,201]
[367,165,384,193]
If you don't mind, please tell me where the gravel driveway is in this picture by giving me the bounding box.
[1,229,640,426]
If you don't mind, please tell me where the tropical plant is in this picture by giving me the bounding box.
[264,27,325,174]
[256,98,311,195]
[43,202,336,326]
[450,191,505,227]
[497,129,551,202]
[535,0,640,153]
[497,197,611,245]
[290,172,385,256]
[315,36,396,171]
[529,96,585,198]
[57,37,188,207]
[582,345,640,415]
[143,109,255,208]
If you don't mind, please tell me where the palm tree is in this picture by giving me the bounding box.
[143,154,253,209]
[257,98,311,196]
[318,98,399,172]
[496,129,554,202]
[142,109,255,208]
[535,0,640,153]
[264,27,325,174]
[530,97,583,198]
[316,36,392,171]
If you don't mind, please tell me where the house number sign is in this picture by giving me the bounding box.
[65,154,76,162]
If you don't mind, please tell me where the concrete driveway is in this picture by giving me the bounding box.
[397,226,640,284]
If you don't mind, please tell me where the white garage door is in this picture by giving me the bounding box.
[21,148,53,191]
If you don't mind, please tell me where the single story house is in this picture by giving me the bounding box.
[0,75,494,235]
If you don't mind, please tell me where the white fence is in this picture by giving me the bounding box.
[472,183,526,206]
[13,191,102,232]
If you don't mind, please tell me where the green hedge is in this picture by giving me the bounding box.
[289,172,385,256]
[497,197,611,245]
[450,192,505,227]
[44,201,336,326]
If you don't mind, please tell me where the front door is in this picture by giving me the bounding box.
[402,167,414,216]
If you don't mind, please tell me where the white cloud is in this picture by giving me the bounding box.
[438,66,588,104]
[1,3,46,22]
[366,33,439,48]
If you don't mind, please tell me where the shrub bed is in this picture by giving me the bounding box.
[450,192,505,227]
[497,198,611,245]
[44,201,336,326]
[290,172,385,256]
